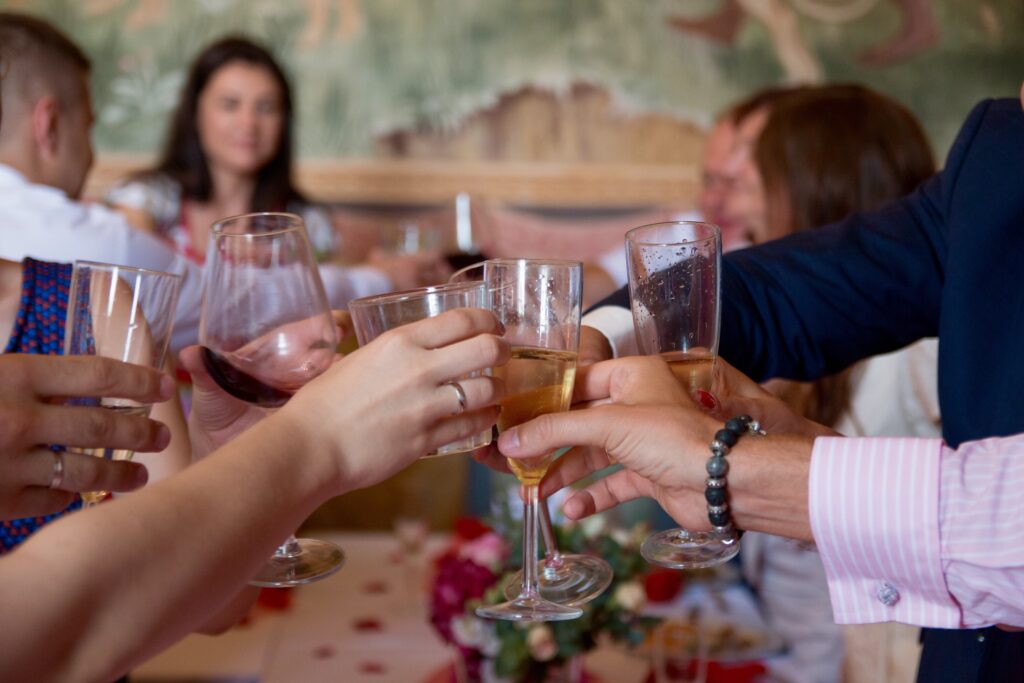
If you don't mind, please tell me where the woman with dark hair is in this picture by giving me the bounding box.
[108,36,446,290]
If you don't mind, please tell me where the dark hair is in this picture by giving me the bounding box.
[0,12,90,109]
[147,36,301,211]
[752,84,935,426]
[755,84,935,234]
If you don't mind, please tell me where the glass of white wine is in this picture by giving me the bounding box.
[64,261,182,507]
[451,262,614,607]
[626,221,736,569]
[475,258,585,622]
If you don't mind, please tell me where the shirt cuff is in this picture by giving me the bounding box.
[809,437,960,627]
[581,306,636,357]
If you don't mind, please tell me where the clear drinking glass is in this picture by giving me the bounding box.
[64,261,182,506]
[626,221,738,569]
[349,281,492,457]
[475,258,584,622]
[199,212,344,587]
[451,263,613,607]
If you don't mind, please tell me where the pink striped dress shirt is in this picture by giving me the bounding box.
[809,435,1024,628]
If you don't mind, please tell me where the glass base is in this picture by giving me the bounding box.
[476,594,583,622]
[249,537,346,587]
[502,555,614,607]
[641,527,740,570]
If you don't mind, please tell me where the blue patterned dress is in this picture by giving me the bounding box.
[1,258,81,552]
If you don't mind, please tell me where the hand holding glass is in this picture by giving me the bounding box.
[199,212,343,587]
[64,261,181,506]
[626,221,736,569]
[349,281,492,457]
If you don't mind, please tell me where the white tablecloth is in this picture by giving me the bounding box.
[133,532,647,683]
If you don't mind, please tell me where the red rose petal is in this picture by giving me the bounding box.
[358,660,387,674]
[353,617,383,632]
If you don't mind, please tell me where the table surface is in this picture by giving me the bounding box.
[132,532,648,683]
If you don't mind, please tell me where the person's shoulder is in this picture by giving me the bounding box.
[106,172,182,221]
[945,98,1022,166]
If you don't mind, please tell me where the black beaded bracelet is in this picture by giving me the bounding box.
[704,415,765,531]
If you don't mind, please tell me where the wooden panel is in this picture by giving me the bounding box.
[86,155,699,209]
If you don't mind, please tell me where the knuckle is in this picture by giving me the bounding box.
[474,335,505,366]
[82,410,116,444]
[0,407,33,447]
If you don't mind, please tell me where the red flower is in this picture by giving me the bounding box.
[454,517,493,541]
[644,569,686,603]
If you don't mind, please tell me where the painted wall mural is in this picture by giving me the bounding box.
[2,0,1021,163]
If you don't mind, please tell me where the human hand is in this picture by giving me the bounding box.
[0,354,174,519]
[709,357,839,438]
[279,308,509,494]
[498,356,716,529]
[366,248,453,289]
[578,325,614,367]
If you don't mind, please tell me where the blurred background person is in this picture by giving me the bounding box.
[107,36,449,290]
[720,83,939,683]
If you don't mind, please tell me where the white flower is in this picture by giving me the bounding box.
[526,624,558,662]
[610,527,632,547]
[613,581,646,613]
[580,514,606,540]
[451,615,485,648]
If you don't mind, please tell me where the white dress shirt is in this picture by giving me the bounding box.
[0,165,386,351]
[0,164,202,351]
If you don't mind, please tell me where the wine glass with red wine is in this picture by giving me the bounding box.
[200,212,344,587]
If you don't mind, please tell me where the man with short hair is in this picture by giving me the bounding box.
[0,12,394,351]
[0,12,201,350]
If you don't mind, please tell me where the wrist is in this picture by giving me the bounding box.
[261,406,346,501]
[726,433,816,542]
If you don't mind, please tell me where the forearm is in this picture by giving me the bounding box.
[728,434,815,543]
[0,412,339,682]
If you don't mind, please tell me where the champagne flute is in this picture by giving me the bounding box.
[349,281,492,457]
[200,212,343,587]
[65,261,182,506]
[626,221,737,569]
[451,263,613,606]
[475,258,584,622]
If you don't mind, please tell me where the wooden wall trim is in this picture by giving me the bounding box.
[86,155,698,208]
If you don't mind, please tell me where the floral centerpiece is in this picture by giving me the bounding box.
[430,514,665,683]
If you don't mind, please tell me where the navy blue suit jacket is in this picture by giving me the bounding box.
[596,98,1024,681]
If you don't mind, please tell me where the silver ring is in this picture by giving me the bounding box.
[447,381,468,415]
[49,451,66,489]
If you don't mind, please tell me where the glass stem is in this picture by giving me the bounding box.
[521,484,541,599]
[273,535,302,559]
[540,498,563,568]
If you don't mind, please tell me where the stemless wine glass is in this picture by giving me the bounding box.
[475,258,584,622]
[200,212,344,587]
[451,262,613,606]
[626,221,737,569]
[349,281,493,457]
[65,261,182,506]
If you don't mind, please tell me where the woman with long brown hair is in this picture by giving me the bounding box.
[108,36,447,291]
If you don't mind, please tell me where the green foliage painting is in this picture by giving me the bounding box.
[3,0,1021,160]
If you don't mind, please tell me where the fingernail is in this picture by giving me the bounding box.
[155,424,171,450]
[132,465,149,488]
[498,428,520,451]
[159,375,176,400]
[696,389,719,411]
